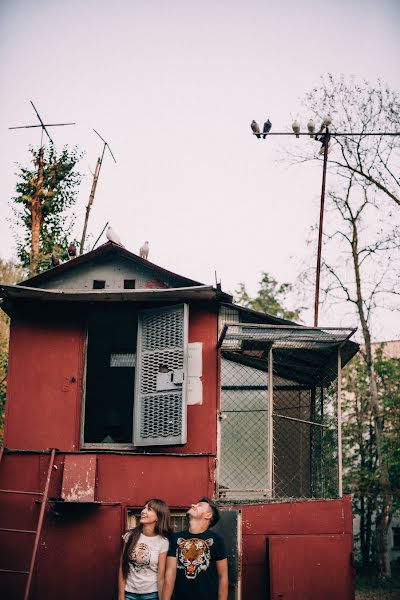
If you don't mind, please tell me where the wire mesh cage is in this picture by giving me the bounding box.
[217,324,349,501]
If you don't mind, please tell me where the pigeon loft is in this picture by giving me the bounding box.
[0,241,358,599]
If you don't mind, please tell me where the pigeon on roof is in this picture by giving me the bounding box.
[68,241,77,258]
[139,241,149,259]
[51,253,60,267]
[262,119,272,138]
[106,225,123,246]
[251,120,261,138]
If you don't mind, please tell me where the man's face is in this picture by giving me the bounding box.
[187,500,211,521]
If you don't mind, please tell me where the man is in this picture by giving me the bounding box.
[162,497,228,600]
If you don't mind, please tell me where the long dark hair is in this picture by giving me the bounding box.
[122,498,171,579]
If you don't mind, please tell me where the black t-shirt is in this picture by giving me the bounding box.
[168,529,227,600]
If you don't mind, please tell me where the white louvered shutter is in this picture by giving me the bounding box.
[134,304,189,446]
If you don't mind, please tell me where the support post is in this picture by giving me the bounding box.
[267,348,274,497]
[337,348,343,497]
[314,127,329,327]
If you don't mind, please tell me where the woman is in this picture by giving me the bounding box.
[119,498,171,600]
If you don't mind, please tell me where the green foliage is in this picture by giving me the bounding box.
[12,145,82,273]
[343,347,400,568]
[235,272,302,321]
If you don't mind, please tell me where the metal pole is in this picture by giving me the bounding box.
[267,348,274,497]
[337,348,343,498]
[80,144,106,254]
[314,127,329,327]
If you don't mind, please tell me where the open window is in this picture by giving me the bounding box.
[82,304,188,447]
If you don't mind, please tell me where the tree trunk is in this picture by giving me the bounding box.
[351,216,393,579]
[30,146,45,275]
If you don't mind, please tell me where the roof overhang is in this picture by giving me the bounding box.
[0,284,232,304]
[219,323,359,385]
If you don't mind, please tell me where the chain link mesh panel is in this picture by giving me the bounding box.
[219,351,339,500]
[219,357,270,499]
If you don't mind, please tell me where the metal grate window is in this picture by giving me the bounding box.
[140,393,183,438]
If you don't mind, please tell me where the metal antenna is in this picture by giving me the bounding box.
[9,100,76,146]
[80,129,116,254]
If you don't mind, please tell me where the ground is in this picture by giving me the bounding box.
[355,571,400,600]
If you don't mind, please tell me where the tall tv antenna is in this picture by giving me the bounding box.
[80,129,116,255]
[9,100,76,147]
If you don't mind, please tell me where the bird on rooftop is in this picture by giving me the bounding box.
[139,241,149,260]
[262,119,272,138]
[106,225,123,246]
[51,253,60,267]
[292,120,300,138]
[307,119,316,138]
[68,241,77,258]
[251,120,261,138]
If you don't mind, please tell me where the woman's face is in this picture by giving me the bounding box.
[140,503,158,526]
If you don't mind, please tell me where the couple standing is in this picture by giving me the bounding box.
[119,497,229,600]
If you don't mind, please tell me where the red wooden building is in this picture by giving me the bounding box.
[0,242,358,599]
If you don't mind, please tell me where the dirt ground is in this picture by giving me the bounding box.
[356,592,399,600]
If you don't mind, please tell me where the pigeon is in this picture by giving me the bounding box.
[262,119,272,138]
[51,253,60,267]
[139,241,149,259]
[292,120,300,138]
[106,225,123,246]
[68,241,77,258]
[317,113,332,135]
[251,120,261,138]
[307,119,316,138]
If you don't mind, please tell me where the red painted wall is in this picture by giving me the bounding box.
[4,303,218,454]
[5,315,84,451]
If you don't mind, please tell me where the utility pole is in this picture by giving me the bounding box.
[80,129,116,255]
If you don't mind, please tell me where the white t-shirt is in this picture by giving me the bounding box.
[123,532,169,594]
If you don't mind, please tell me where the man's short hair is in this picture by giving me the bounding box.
[199,497,220,527]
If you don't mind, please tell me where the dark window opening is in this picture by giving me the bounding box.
[93,280,106,289]
[124,279,136,289]
[84,309,137,444]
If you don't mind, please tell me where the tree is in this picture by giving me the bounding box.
[235,272,302,321]
[296,74,400,207]
[12,145,82,275]
[0,259,25,442]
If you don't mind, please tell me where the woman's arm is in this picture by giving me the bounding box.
[118,547,126,600]
[157,551,167,597]
[162,556,177,600]
[216,558,229,600]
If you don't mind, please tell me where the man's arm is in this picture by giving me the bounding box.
[162,555,177,600]
[216,558,229,600]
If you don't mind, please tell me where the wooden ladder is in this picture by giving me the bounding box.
[0,447,56,600]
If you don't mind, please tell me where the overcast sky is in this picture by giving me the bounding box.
[1,0,399,340]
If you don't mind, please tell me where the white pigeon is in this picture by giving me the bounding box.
[292,120,300,138]
[318,113,332,134]
[139,241,149,259]
[307,119,316,138]
[106,225,123,246]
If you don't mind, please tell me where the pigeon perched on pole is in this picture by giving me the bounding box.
[317,114,332,135]
[307,119,316,138]
[139,241,149,260]
[68,241,77,258]
[251,120,261,138]
[106,225,123,246]
[262,119,272,138]
[292,120,300,138]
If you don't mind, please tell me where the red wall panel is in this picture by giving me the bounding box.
[5,316,84,451]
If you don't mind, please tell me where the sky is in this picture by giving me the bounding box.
[0,0,399,341]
